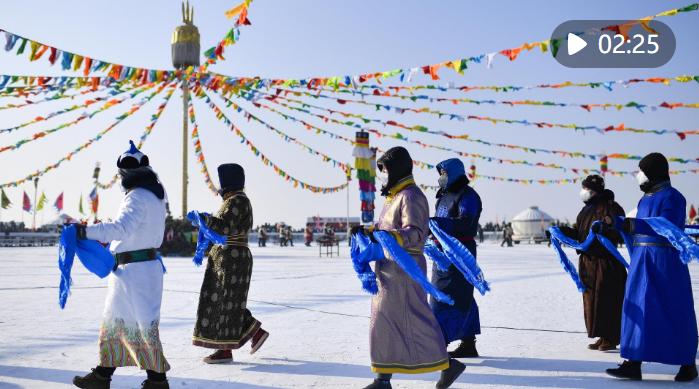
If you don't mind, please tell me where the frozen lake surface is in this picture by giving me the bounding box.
[0,244,698,388]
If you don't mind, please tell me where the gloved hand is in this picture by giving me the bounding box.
[350,225,365,237]
[351,225,378,242]
[591,222,605,234]
[186,210,198,223]
[620,218,633,233]
[64,223,87,239]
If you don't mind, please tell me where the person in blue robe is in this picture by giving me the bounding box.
[606,152,698,382]
[429,158,483,358]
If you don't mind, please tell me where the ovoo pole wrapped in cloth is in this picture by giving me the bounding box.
[350,231,453,304]
[426,219,490,295]
[57,224,115,309]
[548,221,630,292]
[187,210,227,266]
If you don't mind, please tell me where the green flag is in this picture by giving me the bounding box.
[0,189,11,209]
[36,192,47,211]
[78,194,85,215]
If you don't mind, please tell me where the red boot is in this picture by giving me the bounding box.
[250,328,269,355]
[203,349,232,364]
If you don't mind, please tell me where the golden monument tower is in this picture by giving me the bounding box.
[171,1,200,217]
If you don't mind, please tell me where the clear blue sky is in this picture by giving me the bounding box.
[0,0,697,227]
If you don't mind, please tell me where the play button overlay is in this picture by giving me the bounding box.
[567,33,587,56]
[552,20,675,68]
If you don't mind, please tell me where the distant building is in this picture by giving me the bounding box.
[511,206,554,244]
[306,216,361,233]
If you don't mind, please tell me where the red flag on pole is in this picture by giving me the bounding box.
[54,192,64,212]
[89,188,99,215]
[22,191,32,213]
[690,205,697,220]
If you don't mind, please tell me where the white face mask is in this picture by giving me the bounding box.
[636,171,649,185]
[376,168,388,186]
[579,188,593,202]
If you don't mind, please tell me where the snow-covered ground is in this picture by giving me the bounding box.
[1,244,698,388]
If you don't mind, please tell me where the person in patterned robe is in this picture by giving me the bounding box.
[193,164,269,364]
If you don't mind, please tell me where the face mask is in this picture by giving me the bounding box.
[579,188,592,203]
[376,168,388,186]
[636,171,649,185]
[438,173,449,189]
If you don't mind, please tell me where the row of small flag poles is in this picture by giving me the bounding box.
[0,188,99,217]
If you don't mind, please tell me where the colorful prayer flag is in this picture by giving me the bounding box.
[36,192,47,211]
[1,189,11,209]
[54,192,64,212]
[89,188,99,215]
[22,191,31,213]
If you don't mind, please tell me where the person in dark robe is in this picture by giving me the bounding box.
[429,158,483,358]
[192,164,269,364]
[559,175,626,351]
[606,153,698,382]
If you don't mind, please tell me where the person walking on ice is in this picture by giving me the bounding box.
[191,164,269,364]
[606,153,698,382]
[558,175,626,352]
[72,141,171,389]
[352,147,465,389]
[429,158,483,359]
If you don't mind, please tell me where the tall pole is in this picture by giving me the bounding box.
[181,81,190,218]
[346,173,350,240]
[32,177,38,231]
[172,0,199,218]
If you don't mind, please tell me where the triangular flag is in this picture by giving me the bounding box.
[0,189,11,209]
[36,192,47,211]
[690,204,697,220]
[78,194,85,215]
[54,192,64,212]
[22,191,32,213]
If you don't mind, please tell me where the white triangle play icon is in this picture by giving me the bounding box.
[567,33,587,56]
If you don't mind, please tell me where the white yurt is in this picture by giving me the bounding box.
[511,206,554,243]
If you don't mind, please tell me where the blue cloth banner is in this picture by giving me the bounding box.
[635,218,699,265]
[187,211,226,266]
[58,225,115,309]
[423,240,451,272]
[427,220,490,295]
[373,231,454,305]
[686,226,699,236]
[349,232,382,294]
[548,221,631,292]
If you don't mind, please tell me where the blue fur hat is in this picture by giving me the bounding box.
[436,158,465,187]
[117,140,149,169]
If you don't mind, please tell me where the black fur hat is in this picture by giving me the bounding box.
[582,174,605,193]
[639,152,670,183]
[217,163,245,195]
[377,147,413,196]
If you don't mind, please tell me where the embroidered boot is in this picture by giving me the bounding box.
[449,337,479,358]
[72,368,111,389]
[437,358,466,389]
[362,378,392,389]
[587,338,602,350]
[250,328,269,354]
[606,360,642,380]
[675,365,698,382]
[203,349,233,364]
[597,338,617,352]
